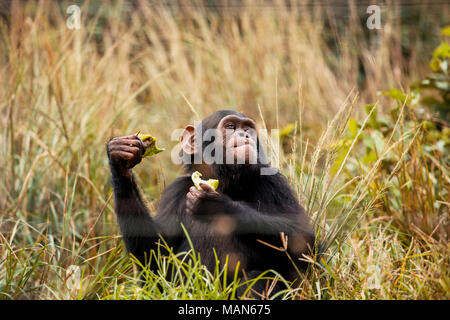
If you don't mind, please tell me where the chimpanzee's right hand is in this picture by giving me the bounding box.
[106,134,145,176]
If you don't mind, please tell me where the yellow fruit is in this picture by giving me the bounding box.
[137,133,165,157]
[191,171,219,191]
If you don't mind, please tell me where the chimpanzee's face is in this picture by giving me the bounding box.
[180,111,264,169]
[217,115,258,164]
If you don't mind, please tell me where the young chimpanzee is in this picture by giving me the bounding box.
[106,110,316,298]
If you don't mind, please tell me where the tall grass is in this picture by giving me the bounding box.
[0,0,448,299]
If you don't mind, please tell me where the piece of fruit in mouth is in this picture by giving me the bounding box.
[136,133,165,157]
[191,171,219,191]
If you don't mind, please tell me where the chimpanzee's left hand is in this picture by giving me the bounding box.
[185,184,227,217]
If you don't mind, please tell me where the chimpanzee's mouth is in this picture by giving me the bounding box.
[234,143,252,149]
[233,138,255,148]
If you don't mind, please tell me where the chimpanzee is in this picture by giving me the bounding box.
[106,110,316,298]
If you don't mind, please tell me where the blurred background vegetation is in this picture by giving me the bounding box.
[0,0,448,299]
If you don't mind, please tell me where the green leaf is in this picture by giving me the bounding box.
[371,130,386,154]
[331,144,351,175]
[137,133,165,157]
[382,88,406,103]
[410,81,420,90]
[362,150,377,164]
[390,107,400,122]
[364,104,379,129]
[433,42,450,59]
[441,25,450,37]
[348,118,358,138]
[422,121,436,130]
[430,58,441,72]
[362,132,375,150]
[279,123,295,139]
[420,95,441,108]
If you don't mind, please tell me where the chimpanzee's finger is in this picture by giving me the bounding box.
[199,183,218,194]
[108,142,142,155]
[189,186,202,197]
[186,193,201,206]
[129,153,142,167]
[108,139,142,148]
[110,150,134,161]
[111,135,141,141]
[186,192,195,201]
[108,145,141,155]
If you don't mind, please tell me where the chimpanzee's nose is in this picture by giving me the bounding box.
[238,131,245,137]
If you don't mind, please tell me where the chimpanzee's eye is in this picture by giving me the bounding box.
[226,124,236,130]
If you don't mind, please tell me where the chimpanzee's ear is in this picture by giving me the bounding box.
[180,125,198,155]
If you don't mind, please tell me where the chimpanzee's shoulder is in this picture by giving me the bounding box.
[164,175,193,194]
[256,171,298,203]
[258,171,290,186]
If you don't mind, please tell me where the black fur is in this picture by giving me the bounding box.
[107,110,315,298]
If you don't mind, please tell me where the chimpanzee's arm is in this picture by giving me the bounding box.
[195,193,311,236]
[194,174,306,230]
[109,162,162,265]
[107,134,189,267]
[193,173,315,257]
